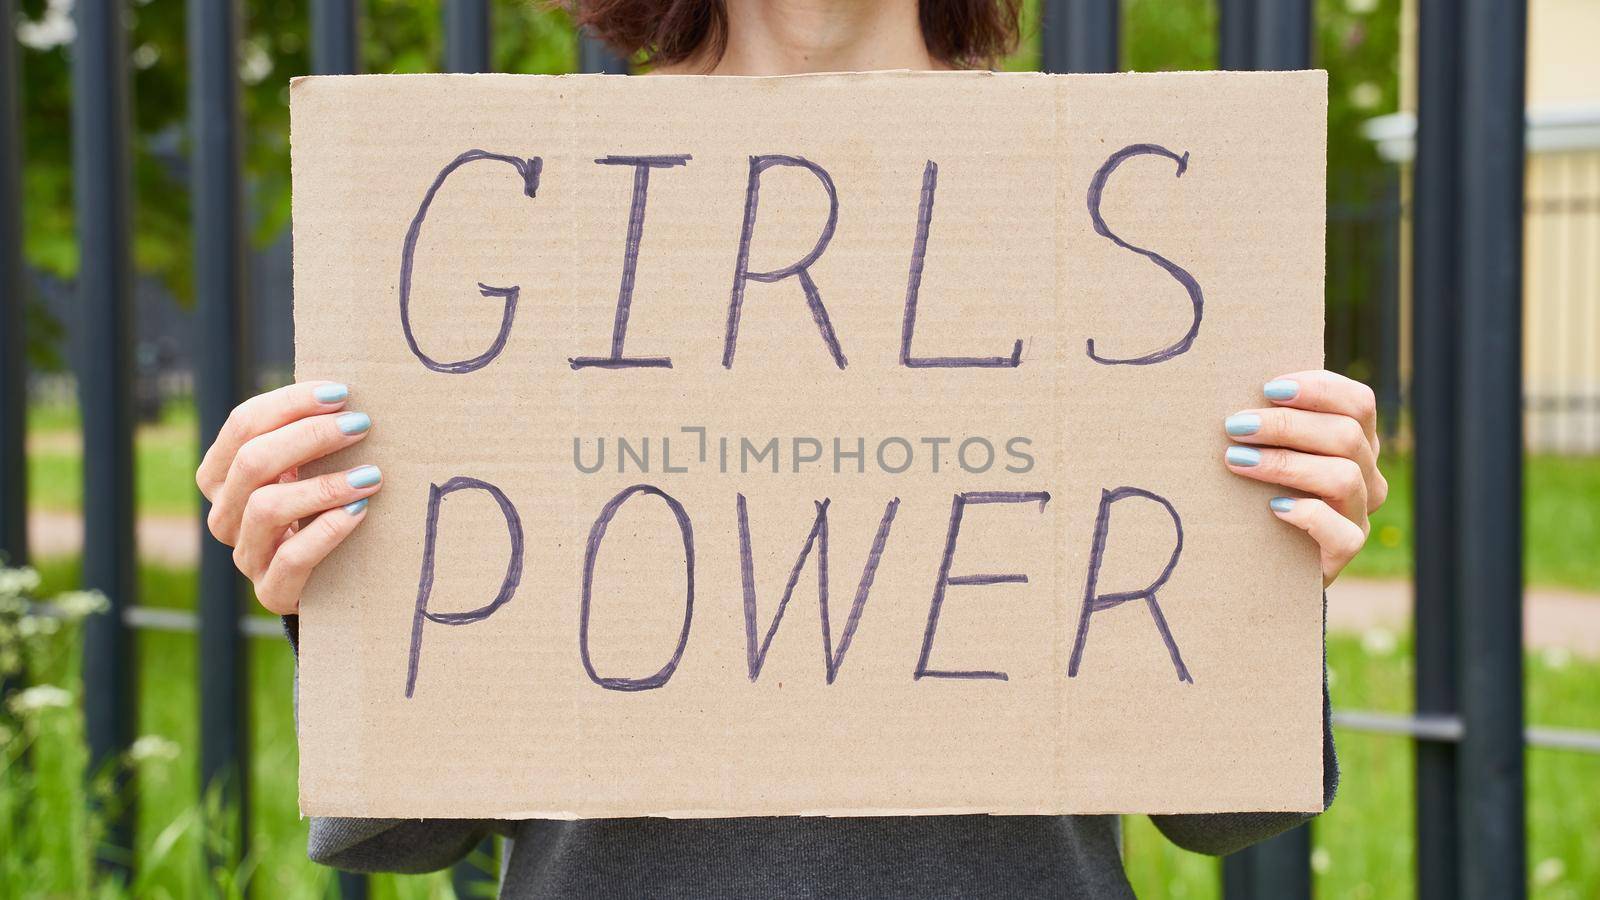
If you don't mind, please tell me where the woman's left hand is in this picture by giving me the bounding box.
[1222,370,1387,586]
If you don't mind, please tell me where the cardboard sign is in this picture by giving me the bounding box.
[291,70,1327,819]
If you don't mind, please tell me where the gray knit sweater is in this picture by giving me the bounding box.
[286,616,1338,898]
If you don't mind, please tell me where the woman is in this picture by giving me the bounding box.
[198,1,1383,895]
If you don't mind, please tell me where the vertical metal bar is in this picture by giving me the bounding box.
[190,0,252,871]
[1412,2,1462,896]
[309,5,368,899]
[72,0,138,879]
[1250,829,1312,898]
[452,838,498,900]
[0,0,26,568]
[1220,25,1263,895]
[445,0,491,73]
[1251,0,1312,72]
[1217,0,1257,70]
[1221,26,1260,900]
[1455,1,1527,898]
[1222,3,1314,899]
[443,28,496,900]
[1040,0,1120,74]
[1220,848,1256,900]
[335,866,369,899]
[0,0,31,801]
[312,0,362,76]
[336,869,368,900]
[443,11,497,896]
[579,31,629,75]
[1376,171,1402,445]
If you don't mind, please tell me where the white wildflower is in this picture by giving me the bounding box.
[1541,647,1570,670]
[1311,847,1331,873]
[9,684,73,714]
[1349,82,1383,111]
[1345,0,1378,13]
[53,590,109,620]
[0,566,41,597]
[1533,857,1565,886]
[1361,627,1397,657]
[19,614,61,637]
[15,0,76,50]
[240,38,274,85]
[132,43,161,70]
[128,735,182,763]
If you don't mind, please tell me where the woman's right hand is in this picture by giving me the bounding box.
[195,381,382,614]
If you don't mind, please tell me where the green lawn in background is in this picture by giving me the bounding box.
[11,559,461,900]
[7,560,1598,899]
[1340,452,1600,592]
[26,399,1600,591]
[1122,629,1600,900]
[14,401,1600,895]
[27,402,200,519]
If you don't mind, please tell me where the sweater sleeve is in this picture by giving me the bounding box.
[1146,594,1340,857]
[285,615,506,874]
[1145,676,1339,856]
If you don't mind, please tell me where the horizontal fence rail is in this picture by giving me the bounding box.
[40,589,1600,760]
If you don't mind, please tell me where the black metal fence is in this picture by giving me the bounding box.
[0,0,1583,898]
[1325,174,1403,446]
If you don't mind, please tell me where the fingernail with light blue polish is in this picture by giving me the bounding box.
[346,465,381,489]
[313,383,349,404]
[343,498,369,516]
[1225,413,1261,436]
[1264,379,1300,401]
[1226,445,1262,467]
[1270,497,1297,514]
[336,412,371,435]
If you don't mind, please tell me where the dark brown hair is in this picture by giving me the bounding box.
[561,0,1022,70]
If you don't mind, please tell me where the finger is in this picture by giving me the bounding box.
[233,465,383,579]
[1223,407,1386,512]
[1267,496,1366,586]
[197,381,350,500]
[1224,444,1368,523]
[207,410,372,546]
[254,500,370,615]
[1260,371,1379,454]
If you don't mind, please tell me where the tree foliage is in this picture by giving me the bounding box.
[15,0,577,308]
[14,0,1394,321]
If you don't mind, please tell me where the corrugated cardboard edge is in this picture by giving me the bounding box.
[289,69,1331,820]
[299,802,1321,820]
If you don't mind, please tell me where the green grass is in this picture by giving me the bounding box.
[27,401,1600,591]
[1122,632,1600,899]
[5,560,1599,898]
[27,402,200,518]
[1296,451,1600,593]
[12,401,1600,895]
[6,560,462,899]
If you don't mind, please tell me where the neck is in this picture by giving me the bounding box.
[656,0,940,75]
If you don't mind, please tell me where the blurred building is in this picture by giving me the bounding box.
[1367,0,1600,453]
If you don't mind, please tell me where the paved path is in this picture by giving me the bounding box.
[1326,577,1600,659]
[29,510,199,568]
[24,512,1600,658]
